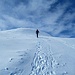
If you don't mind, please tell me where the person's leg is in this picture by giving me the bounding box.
[37,34,38,38]
[37,33,38,38]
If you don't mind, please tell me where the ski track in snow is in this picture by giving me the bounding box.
[56,39,75,49]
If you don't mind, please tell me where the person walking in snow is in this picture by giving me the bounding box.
[36,29,39,38]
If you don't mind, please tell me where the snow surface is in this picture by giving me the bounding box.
[0,28,75,75]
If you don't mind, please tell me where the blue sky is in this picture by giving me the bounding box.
[0,0,75,37]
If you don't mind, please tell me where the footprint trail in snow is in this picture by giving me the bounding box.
[30,39,57,75]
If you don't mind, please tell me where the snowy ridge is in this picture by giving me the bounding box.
[0,28,75,75]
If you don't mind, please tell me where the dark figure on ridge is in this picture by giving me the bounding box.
[36,29,39,38]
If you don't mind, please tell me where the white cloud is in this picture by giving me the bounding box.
[0,0,75,37]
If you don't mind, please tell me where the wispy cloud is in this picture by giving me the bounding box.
[0,0,75,37]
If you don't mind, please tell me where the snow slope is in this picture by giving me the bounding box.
[0,28,75,75]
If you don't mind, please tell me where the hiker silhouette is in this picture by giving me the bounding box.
[36,29,39,38]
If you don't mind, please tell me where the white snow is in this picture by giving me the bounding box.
[0,28,75,75]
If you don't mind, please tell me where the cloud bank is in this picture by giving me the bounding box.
[0,0,75,37]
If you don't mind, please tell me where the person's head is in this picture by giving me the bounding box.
[37,29,38,30]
